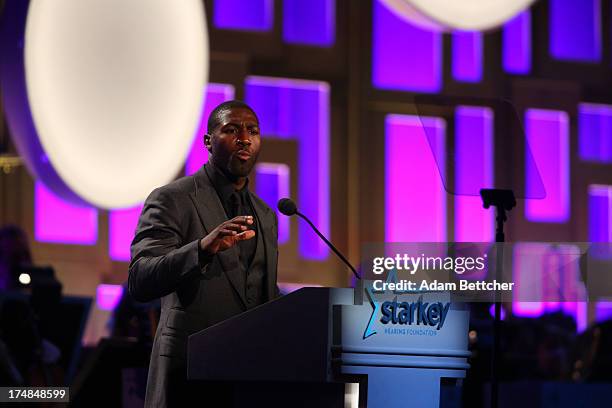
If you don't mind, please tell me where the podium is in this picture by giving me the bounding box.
[188,287,470,408]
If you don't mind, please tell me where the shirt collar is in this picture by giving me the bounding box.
[204,161,250,205]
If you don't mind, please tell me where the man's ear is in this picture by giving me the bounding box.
[204,133,213,154]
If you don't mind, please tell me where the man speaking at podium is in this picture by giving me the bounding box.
[128,100,279,407]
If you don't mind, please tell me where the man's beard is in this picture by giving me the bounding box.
[228,160,253,177]
[222,153,258,179]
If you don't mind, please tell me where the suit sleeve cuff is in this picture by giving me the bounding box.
[197,241,214,271]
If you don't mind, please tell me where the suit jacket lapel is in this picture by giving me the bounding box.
[249,192,277,302]
[189,168,247,308]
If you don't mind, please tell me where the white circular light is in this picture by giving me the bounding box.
[381,0,536,31]
[18,273,31,285]
[20,0,208,208]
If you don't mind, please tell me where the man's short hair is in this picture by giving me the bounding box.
[207,100,259,134]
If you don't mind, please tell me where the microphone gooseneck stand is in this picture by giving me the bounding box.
[277,198,360,281]
[294,211,360,281]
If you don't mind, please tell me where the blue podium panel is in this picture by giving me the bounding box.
[335,291,470,408]
[188,287,470,408]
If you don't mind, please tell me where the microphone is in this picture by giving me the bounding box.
[277,198,360,280]
[277,198,297,216]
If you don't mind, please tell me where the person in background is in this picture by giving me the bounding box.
[0,224,32,291]
[0,224,61,386]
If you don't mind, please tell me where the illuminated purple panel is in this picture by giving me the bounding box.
[214,0,273,31]
[503,10,531,74]
[596,301,612,322]
[185,84,235,175]
[96,284,124,311]
[513,302,545,317]
[372,0,442,92]
[576,302,588,332]
[109,204,143,262]
[525,109,570,222]
[385,115,446,242]
[452,31,483,82]
[488,304,506,320]
[541,246,584,313]
[34,181,97,244]
[513,244,544,318]
[578,103,612,163]
[589,185,612,242]
[455,106,494,242]
[557,301,587,332]
[550,0,601,62]
[255,163,290,244]
[513,243,585,326]
[246,76,329,260]
[283,0,335,46]
[589,185,612,293]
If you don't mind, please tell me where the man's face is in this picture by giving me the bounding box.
[206,107,261,179]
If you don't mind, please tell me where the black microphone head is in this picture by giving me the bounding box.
[277,198,297,216]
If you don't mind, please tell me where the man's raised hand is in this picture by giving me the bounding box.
[199,215,255,255]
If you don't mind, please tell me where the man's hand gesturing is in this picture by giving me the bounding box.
[199,216,255,256]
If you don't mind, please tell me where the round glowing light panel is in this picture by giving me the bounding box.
[3,0,208,208]
[380,0,536,31]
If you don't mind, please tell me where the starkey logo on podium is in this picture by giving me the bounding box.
[362,270,452,340]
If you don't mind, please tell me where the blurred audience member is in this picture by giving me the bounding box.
[571,320,612,382]
[0,224,61,386]
[0,224,33,290]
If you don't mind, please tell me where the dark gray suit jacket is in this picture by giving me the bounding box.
[128,167,279,408]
